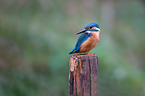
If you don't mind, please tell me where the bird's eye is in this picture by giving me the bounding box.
[86,27,93,30]
[90,27,93,29]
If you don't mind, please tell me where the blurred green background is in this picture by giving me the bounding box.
[0,0,145,96]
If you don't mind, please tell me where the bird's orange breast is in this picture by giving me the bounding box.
[79,31,100,53]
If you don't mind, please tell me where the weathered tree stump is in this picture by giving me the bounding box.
[69,55,98,96]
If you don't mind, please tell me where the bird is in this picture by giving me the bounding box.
[69,22,100,55]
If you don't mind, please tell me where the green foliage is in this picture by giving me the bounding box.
[0,0,145,96]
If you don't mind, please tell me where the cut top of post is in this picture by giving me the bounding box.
[69,54,98,72]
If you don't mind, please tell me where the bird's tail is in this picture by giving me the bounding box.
[69,49,75,54]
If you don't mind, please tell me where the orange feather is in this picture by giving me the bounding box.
[79,31,100,53]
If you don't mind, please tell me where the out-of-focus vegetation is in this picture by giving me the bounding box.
[0,0,145,96]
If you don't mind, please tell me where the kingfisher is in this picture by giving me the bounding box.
[69,22,100,55]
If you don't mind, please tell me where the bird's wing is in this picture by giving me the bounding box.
[70,32,92,53]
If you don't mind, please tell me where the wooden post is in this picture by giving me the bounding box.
[69,55,98,96]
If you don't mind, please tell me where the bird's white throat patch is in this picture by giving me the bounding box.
[86,31,91,33]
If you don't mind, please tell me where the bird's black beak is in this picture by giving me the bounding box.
[76,29,87,35]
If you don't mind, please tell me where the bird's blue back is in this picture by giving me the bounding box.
[69,32,92,53]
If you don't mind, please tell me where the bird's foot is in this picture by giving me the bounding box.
[86,52,95,55]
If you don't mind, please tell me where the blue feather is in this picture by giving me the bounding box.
[84,22,100,29]
[90,29,100,31]
[69,32,92,54]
